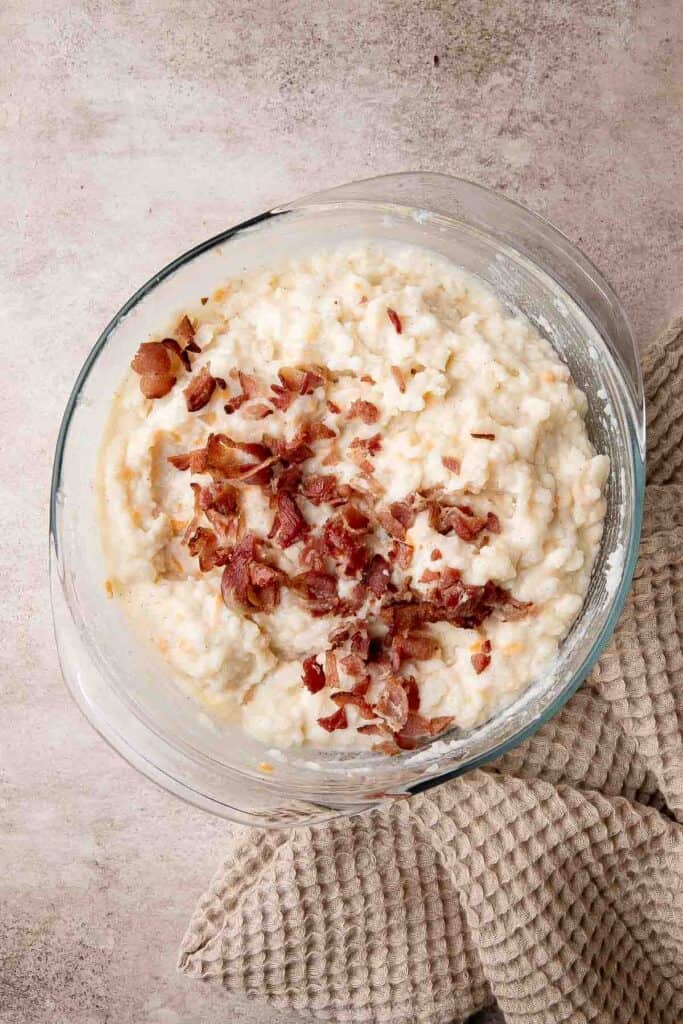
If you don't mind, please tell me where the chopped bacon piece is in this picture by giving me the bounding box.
[242,402,274,420]
[397,713,454,741]
[364,554,392,598]
[274,464,303,493]
[187,526,228,572]
[317,706,348,732]
[470,432,496,440]
[430,549,442,561]
[324,650,340,688]
[198,482,238,515]
[269,433,314,465]
[357,721,393,738]
[175,314,195,345]
[220,534,283,612]
[389,541,414,570]
[168,448,208,473]
[161,337,192,372]
[327,399,341,414]
[349,433,382,456]
[340,653,366,677]
[299,533,328,573]
[269,384,294,411]
[349,624,371,660]
[291,570,339,616]
[471,639,492,674]
[184,365,225,412]
[131,341,172,377]
[402,675,420,712]
[429,502,495,543]
[375,677,409,732]
[205,507,242,547]
[391,633,439,666]
[387,308,402,334]
[330,691,376,720]
[224,393,249,414]
[307,421,337,441]
[420,569,441,584]
[302,655,325,694]
[141,373,176,398]
[347,400,380,424]
[206,433,276,484]
[322,514,369,577]
[301,474,339,506]
[341,504,370,530]
[485,513,501,534]
[391,365,406,392]
[360,374,375,384]
[376,505,407,540]
[238,371,264,398]
[389,501,416,530]
[269,492,308,549]
[442,456,461,474]
[278,366,326,395]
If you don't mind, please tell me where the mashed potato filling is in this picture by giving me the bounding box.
[99,245,608,750]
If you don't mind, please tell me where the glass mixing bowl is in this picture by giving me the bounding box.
[50,172,645,826]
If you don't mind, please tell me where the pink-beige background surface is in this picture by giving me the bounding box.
[2,2,681,1022]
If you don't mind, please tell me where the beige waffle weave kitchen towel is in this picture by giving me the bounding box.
[178,319,683,1024]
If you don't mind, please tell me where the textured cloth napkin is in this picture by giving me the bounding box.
[178,319,683,1024]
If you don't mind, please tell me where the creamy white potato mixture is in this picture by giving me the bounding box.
[99,245,608,751]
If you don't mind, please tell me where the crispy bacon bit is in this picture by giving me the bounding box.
[430,549,442,561]
[389,501,416,530]
[224,393,249,414]
[330,691,376,719]
[187,526,226,572]
[402,675,420,712]
[375,677,409,732]
[131,341,172,377]
[317,706,348,732]
[324,650,340,688]
[220,534,283,611]
[349,433,382,456]
[391,365,406,393]
[175,315,195,345]
[397,713,454,740]
[269,385,294,411]
[391,632,439,667]
[340,653,366,677]
[342,504,370,530]
[302,655,325,694]
[347,400,380,424]
[205,433,276,485]
[292,570,339,616]
[278,366,326,395]
[359,374,375,385]
[185,365,225,412]
[161,337,192,372]
[269,433,314,465]
[168,447,208,473]
[131,342,176,398]
[429,502,496,543]
[442,456,461,474]
[269,492,308,549]
[349,625,371,660]
[238,371,264,398]
[471,639,492,675]
[364,554,392,598]
[141,373,176,398]
[323,514,369,577]
[390,541,414,569]
[387,308,402,334]
[420,569,441,584]
[357,720,393,739]
[377,505,407,540]
[242,402,274,420]
[327,399,341,414]
[199,482,238,515]
[485,513,501,534]
[300,474,341,506]
[471,432,496,440]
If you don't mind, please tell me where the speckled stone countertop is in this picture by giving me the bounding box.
[2,2,681,1022]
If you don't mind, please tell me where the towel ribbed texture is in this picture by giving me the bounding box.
[178,318,683,1024]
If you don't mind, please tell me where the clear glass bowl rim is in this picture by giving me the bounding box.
[50,171,646,823]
